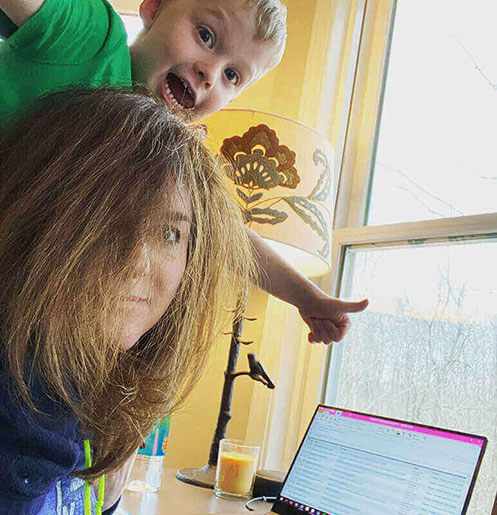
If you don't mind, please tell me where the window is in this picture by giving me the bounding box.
[120,12,143,46]
[368,0,497,225]
[325,1,497,513]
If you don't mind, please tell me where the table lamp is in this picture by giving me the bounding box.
[176,109,334,488]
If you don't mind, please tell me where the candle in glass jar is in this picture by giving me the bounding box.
[215,439,260,499]
[217,451,257,495]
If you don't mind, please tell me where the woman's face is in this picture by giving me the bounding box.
[121,185,192,350]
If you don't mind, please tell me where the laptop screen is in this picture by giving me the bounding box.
[272,406,486,515]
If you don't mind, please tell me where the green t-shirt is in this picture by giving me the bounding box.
[0,0,132,125]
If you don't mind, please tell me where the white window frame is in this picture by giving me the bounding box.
[320,0,497,404]
[323,212,497,404]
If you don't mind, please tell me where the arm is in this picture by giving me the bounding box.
[247,227,368,344]
[0,0,44,27]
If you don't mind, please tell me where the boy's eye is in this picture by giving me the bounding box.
[163,226,181,244]
[224,68,239,85]
[198,26,214,49]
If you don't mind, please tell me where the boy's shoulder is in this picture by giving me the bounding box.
[4,0,129,63]
[0,0,132,125]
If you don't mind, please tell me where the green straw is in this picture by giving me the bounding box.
[95,474,106,515]
[84,439,106,515]
[84,440,92,515]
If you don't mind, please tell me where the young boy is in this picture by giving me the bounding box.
[0,0,367,345]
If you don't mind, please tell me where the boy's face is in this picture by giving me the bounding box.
[130,0,276,121]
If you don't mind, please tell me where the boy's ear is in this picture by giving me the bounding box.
[139,0,163,27]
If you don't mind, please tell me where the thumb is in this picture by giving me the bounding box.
[341,298,369,313]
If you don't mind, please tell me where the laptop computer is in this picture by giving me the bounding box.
[246,405,487,515]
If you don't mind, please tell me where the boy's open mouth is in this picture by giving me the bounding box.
[164,73,195,110]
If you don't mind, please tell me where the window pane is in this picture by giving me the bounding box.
[328,238,497,514]
[120,14,143,46]
[368,0,497,225]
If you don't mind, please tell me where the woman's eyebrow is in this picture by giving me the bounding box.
[165,211,192,224]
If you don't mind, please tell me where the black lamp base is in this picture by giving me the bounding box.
[175,464,216,489]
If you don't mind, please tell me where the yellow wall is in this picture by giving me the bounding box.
[110,0,336,469]
[111,0,139,12]
[165,289,268,469]
[229,0,317,121]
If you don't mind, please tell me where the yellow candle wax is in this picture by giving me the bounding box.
[217,451,257,495]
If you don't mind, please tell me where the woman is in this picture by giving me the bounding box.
[0,89,254,513]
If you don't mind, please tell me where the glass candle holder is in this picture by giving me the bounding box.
[215,439,260,500]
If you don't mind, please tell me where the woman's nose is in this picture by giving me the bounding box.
[134,246,151,278]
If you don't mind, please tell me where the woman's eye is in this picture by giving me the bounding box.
[198,26,214,49]
[224,68,239,85]
[163,226,180,244]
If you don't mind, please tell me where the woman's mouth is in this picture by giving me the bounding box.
[162,73,195,111]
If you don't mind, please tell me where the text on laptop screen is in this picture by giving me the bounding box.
[278,407,485,515]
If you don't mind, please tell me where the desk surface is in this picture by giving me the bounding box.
[118,468,268,514]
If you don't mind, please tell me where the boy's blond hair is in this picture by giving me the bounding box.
[248,0,287,67]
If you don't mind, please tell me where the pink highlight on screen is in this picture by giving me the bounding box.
[319,407,484,446]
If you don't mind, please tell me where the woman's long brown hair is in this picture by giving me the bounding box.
[0,89,255,479]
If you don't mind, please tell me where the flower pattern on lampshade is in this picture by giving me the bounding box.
[221,124,300,191]
[220,124,332,260]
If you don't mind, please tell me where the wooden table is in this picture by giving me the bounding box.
[117,468,268,514]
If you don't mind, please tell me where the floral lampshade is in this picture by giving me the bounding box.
[203,109,335,277]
